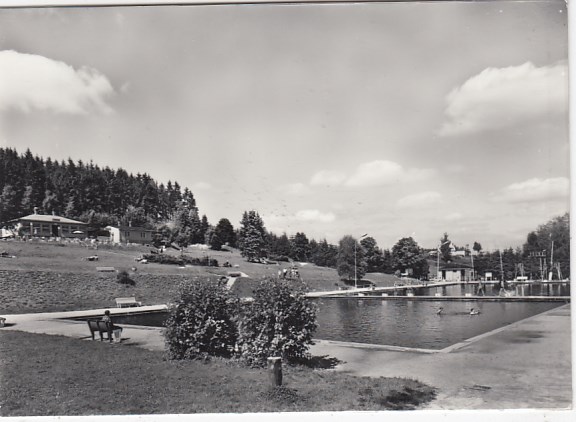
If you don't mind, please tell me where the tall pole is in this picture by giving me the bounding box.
[437,248,440,281]
[466,244,474,282]
[549,240,554,281]
[499,249,504,286]
[354,242,357,289]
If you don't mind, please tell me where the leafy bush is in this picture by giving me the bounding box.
[143,253,218,267]
[237,278,317,367]
[164,279,239,360]
[116,270,135,286]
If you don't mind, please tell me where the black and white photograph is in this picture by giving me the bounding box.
[0,0,572,419]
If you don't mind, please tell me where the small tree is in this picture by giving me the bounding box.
[337,235,366,282]
[439,233,452,262]
[391,237,429,279]
[473,241,482,254]
[164,279,239,360]
[237,278,317,367]
[238,211,268,262]
[360,236,385,273]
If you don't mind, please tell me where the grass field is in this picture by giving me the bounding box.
[0,239,401,314]
[0,330,436,415]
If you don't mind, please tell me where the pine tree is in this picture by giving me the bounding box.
[238,211,268,262]
[290,232,310,262]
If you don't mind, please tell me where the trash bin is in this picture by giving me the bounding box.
[113,329,122,343]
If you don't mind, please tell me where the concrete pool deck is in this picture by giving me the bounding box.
[0,303,572,409]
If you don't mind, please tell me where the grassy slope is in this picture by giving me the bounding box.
[0,330,436,416]
[0,239,403,314]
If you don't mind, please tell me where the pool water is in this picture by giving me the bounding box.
[87,298,566,350]
[313,299,564,349]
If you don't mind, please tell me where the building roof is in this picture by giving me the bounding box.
[439,262,473,270]
[14,214,87,225]
[106,225,156,232]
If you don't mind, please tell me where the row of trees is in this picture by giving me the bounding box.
[2,148,569,280]
[236,210,570,282]
[235,210,430,281]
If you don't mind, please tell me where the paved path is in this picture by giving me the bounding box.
[0,305,167,351]
[0,304,572,409]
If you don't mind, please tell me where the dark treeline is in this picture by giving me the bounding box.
[0,147,197,228]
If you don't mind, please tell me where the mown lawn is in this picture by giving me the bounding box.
[0,330,436,416]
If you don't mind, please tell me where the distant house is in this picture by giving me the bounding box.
[7,213,87,238]
[106,225,156,245]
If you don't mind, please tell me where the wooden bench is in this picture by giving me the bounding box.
[96,267,116,272]
[87,319,113,342]
[115,297,142,308]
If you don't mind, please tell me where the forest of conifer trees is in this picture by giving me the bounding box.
[0,147,197,227]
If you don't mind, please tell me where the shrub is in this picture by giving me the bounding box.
[116,270,135,286]
[143,254,218,267]
[164,279,239,360]
[237,278,317,367]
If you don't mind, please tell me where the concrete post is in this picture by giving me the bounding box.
[267,357,282,387]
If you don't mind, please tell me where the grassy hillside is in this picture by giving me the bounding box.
[0,239,403,314]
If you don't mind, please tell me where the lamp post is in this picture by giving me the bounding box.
[354,233,368,289]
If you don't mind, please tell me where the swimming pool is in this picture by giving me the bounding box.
[313,299,564,349]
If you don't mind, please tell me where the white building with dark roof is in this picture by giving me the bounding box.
[8,213,87,238]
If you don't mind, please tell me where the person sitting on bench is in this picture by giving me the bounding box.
[102,310,123,341]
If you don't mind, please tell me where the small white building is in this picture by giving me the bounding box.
[438,264,474,282]
[106,226,156,245]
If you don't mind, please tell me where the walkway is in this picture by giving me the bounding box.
[0,304,572,409]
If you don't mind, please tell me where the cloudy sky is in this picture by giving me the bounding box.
[0,1,569,251]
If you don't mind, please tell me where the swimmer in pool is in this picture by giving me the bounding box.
[436,307,443,315]
[470,308,480,315]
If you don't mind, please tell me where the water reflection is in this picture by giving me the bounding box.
[314,299,563,350]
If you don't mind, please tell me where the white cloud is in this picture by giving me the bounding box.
[0,50,115,115]
[494,177,569,203]
[345,160,403,186]
[294,209,336,223]
[311,160,434,188]
[439,61,568,137]
[396,191,442,209]
[310,170,347,186]
[282,183,312,196]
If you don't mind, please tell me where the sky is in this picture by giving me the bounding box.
[0,0,570,251]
